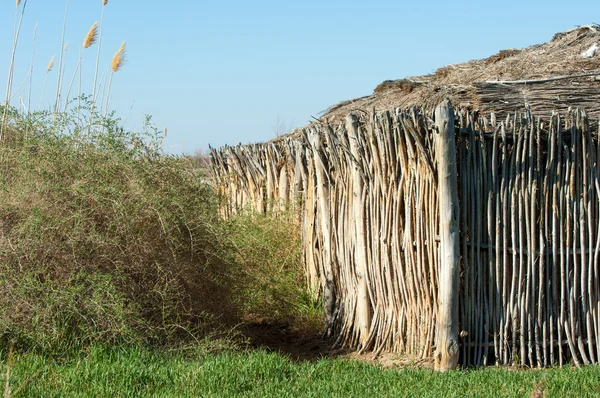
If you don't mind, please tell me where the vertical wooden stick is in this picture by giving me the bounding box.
[434,99,460,371]
[346,113,372,348]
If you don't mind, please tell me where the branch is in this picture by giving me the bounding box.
[484,72,600,85]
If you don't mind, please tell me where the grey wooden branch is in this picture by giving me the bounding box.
[484,72,600,85]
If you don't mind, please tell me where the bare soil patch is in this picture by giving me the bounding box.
[240,319,434,369]
[240,319,339,362]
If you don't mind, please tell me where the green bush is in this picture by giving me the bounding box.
[0,104,323,356]
[0,107,238,354]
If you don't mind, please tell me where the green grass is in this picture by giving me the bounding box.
[2,346,600,397]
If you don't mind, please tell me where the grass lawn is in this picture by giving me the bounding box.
[3,346,600,397]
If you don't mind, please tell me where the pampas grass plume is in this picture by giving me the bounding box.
[46,56,55,73]
[16,0,21,9]
[103,0,108,5]
[111,41,126,72]
[84,22,99,49]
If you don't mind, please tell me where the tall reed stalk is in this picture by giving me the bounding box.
[27,22,38,113]
[53,0,69,121]
[98,64,110,116]
[64,22,98,113]
[104,41,126,119]
[1,0,28,141]
[90,0,108,126]
[38,57,55,111]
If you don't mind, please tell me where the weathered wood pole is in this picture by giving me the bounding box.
[347,113,372,347]
[308,128,337,329]
[434,99,460,371]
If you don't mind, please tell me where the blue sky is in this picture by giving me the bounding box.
[1,0,598,153]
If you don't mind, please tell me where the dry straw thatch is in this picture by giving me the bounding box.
[314,25,600,129]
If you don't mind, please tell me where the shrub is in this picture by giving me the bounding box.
[0,107,238,355]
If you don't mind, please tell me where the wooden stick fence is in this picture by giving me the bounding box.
[210,101,600,368]
[457,108,600,368]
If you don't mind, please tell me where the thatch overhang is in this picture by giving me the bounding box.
[281,25,600,139]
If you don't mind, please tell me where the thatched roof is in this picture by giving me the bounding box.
[317,25,600,125]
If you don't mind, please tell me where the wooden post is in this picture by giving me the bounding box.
[347,113,372,347]
[434,99,460,371]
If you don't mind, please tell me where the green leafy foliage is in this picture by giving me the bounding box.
[0,103,239,355]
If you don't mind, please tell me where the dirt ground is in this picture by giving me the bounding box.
[240,319,434,369]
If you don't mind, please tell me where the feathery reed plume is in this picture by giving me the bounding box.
[46,56,55,73]
[16,0,21,9]
[104,41,127,121]
[103,0,108,5]
[38,56,55,110]
[111,41,126,72]
[84,22,98,48]
[164,126,167,138]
